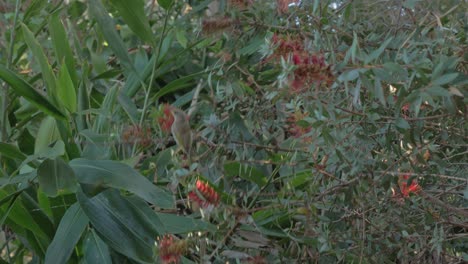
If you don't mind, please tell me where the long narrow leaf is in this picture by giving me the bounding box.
[49,13,78,86]
[70,158,174,208]
[21,23,57,98]
[77,189,155,263]
[88,0,138,76]
[0,65,66,120]
[110,0,153,44]
[45,203,89,264]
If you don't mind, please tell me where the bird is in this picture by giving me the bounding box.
[170,107,193,162]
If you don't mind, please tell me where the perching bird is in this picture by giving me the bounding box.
[170,107,193,161]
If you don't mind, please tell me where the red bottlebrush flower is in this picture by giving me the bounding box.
[202,17,233,34]
[188,180,220,208]
[289,53,334,92]
[122,125,152,147]
[158,235,187,264]
[158,104,174,133]
[398,174,421,197]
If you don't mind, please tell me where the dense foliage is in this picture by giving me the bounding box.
[0,0,467,263]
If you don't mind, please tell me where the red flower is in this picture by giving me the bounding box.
[158,235,187,264]
[158,104,174,133]
[121,125,152,147]
[188,180,220,208]
[398,174,421,197]
[289,52,334,93]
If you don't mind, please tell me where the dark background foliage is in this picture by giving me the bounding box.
[0,0,466,263]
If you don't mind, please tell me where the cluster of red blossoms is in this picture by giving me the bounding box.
[121,125,152,148]
[398,174,421,197]
[270,34,334,93]
[188,180,220,208]
[157,104,174,133]
[286,111,312,143]
[158,235,187,264]
[392,173,422,199]
[202,17,234,34]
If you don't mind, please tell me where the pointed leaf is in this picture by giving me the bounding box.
[56,63,77,113]
[37,158,78,197]
[34,116,62,155]
[77,189,155,263]
[110,0,153,44]
[70,159,174,208]
[49,13,78,86]
[83,229,112,264]
[365,37,393,64]
[21,23,57,97]
[0,65,66,120]
[88,0,138,75]
[45,203,89,264]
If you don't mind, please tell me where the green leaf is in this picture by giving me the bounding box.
[126,196,214,234]
[395,117,410,129]
[374,77,386,106]
[153,71,205,100]
[432,73,458,86]
[34,116,62,155]
[77,189,155,263]
[83,229,112,264]
[365,37,393,64]
[49,13,78,86]
[0,143,27,160]
[426,85,450,97]
[88,0,138,75]
[37,158,78,197]
[175,29,188,48]
[338,69,366,82]
[0,188,49,240]
[158,0,173,10]
[224,162,268,187]
[0,65,66,120]
[56,63,77,113]
[70,159,174,208]
[110,0,153,44]
[21,23,57,98]
[45,203,89,264]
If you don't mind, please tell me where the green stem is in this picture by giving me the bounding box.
[133,7,172,157]
[1,0,21,142]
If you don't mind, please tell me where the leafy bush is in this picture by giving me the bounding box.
[0,0,466,263]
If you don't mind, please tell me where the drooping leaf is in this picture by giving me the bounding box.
[21,23,57,98]
[83,229,112,264]
[0,65,66,120]
[0,188,49,240]
[87,0,138,75]
[110,0,153,44]
[34,116,62,155]
[77,189,155,263]
[37,158,78,197]
[70,159,174,208]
